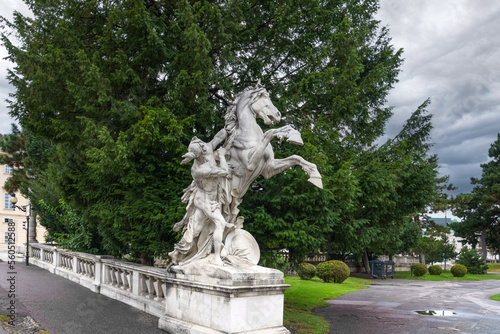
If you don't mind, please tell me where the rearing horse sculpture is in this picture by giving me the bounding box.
[168,83,323,268]
[223,83,323,225]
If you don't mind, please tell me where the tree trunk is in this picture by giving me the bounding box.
[362,248,370,275]
[389,254,393,262]
[419,253,425,264]
[481,228,488,272]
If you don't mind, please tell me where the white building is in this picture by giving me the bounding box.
[0,151,47,253]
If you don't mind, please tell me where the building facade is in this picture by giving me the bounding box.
[0,156,47,253]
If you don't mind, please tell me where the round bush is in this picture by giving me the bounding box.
[297,262,316,280]
[451,264,467,277]
[316,260,350,283]
[428,265,443,276]
[411,263,428,277]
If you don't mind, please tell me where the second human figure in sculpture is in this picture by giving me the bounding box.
[168,132,231,266]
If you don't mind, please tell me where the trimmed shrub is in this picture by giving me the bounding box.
[316,260,350,283]
[297,263,316,280]
[428,265,443,275]
[451,264,467,277]
[411,263,428,277]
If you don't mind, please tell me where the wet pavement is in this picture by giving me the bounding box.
[316,278,500,334]
[2,252,500,334]
[0,253,164,334]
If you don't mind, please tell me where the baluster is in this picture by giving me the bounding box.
[106,266,112,284]
[113,267,118,285]
[89,262,95,278]
[125,271,132,291]
[118,269,125,287]
[145,275,154,299]
[82,261,88,275]
[120,270,127,289]
[161,282,167,301]
[153,277,163,301]
[109,267,115,285]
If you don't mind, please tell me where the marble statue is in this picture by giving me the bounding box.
[168,132,232,266]
[168,82,322,270]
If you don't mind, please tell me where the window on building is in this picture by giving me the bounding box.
[4,232,12,243]
[4,165,14,174]
[4,193,15,209]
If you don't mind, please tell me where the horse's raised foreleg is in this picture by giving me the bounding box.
[263,125,304,146]
[262,155,323,189]
[246,126,304,169]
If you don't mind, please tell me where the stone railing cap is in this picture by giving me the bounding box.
[102,258,168,276]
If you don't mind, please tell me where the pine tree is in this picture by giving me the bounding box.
[1,0,442,264]
[451,133,500,268]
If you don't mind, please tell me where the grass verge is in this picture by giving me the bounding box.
[394,270,500,281]
[487,263,500,272]
[284,276,371,334]
[490,293,500,301]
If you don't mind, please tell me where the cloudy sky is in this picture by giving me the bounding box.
[1,1,499,197]
[376,0,500,197]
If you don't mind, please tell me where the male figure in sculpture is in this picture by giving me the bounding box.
[169,131,232,266]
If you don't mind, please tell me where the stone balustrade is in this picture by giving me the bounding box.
[28,243,168,318]
[28,243,290,333]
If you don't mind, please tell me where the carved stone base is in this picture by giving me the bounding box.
[159,259,290,333]
[159,315,290,334]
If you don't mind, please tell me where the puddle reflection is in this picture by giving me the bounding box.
[415,310,456,316]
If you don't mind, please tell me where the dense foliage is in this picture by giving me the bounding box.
[457,247,488,275]
[1,0,442,264]
[296,262,317,280]
[316,260,350,283]
[428,265,442,276]
[450,264,467,277]
[411,263,427,277]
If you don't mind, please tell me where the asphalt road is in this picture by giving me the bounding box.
[316,277,500,334]
[0,254,164,334]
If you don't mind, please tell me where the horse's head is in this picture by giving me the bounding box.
[249,88,281,125]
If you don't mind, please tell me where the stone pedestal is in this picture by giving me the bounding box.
[158,256,290,334]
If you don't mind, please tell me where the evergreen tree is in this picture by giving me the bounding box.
[1,0,442,264]
[451,133,500,269]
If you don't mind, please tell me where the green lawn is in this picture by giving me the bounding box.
[284,276,371,334]
[487,263,500,272]
[393,270,500,281]
[490,293,500,302]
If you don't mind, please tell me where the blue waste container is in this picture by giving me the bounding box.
[384,260,395,278]
[369,260,385,278]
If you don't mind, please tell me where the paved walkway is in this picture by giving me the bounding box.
[0,253,164,334]
[316,277,500,334]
